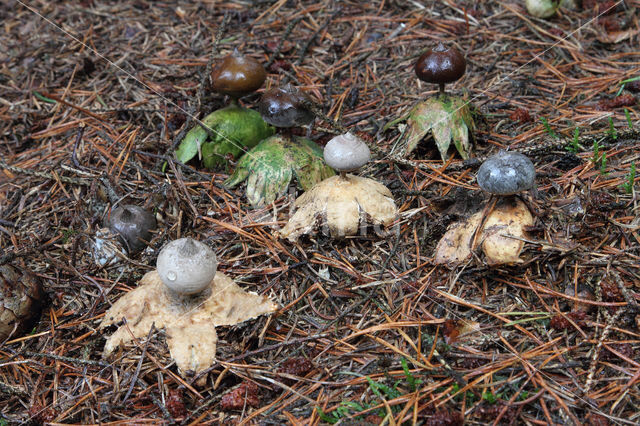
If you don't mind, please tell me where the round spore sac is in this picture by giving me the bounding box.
[477,151,535,196]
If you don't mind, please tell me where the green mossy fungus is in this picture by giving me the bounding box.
[399,95,475,161]
[175,104,274,169]
[225,135,335,207]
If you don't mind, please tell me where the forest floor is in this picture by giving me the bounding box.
[1,0,640,424]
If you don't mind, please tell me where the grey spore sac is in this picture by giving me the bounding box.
[476,151,536,196]
[323,132,371,172]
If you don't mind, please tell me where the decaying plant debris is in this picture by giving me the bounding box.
[2,1,640,424]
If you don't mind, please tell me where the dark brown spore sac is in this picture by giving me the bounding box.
[107,205,156,253]
[258,85,314,128]
[211,51,266,99]
[414,43,466,85]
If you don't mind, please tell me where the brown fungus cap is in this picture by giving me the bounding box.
[414,43,466,85]
[211,50,266,98]
[258,84,315,128]
[107,204,156,253]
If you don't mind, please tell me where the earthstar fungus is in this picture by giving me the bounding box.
[100,237,277,379]
[107,204,156,253]
[279,132,397,241]
[435,151,536,266]
[176,50,274,169]
[388,43,475,161]
[226,85,334,207]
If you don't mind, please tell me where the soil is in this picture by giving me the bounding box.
[1,0,639,424]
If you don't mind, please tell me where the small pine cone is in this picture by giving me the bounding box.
[0,264,45,341]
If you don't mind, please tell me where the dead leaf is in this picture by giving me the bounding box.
[100,271,277,378]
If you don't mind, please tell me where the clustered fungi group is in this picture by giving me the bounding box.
[3,39,545,385]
